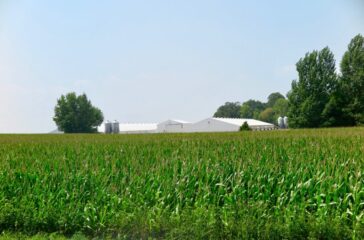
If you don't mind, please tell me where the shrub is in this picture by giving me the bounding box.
[239,121,251,131]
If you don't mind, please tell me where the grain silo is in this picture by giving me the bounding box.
[283,116,288,128]
[277,117,284,128]
[112,120,120,134]
[104,121,112,134]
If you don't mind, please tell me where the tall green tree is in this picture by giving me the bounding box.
[213,102,241,118]
[273,98,288,117]
[53,92,104,133]
[267,92,285,107]
[288,47,337,128]
[340,34,364,125]
[240,100,265,119]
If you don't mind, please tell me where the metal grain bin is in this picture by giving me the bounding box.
[277,117,284,128]
[104,121,112,134]
[112,120,120,134]
[283,116,288,128]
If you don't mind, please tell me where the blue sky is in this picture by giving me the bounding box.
[0,0,363,133]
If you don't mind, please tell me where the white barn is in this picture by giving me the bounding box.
[99,117,275,134]
[157,119,192,133]
[98,123,157,134]
[190,118,275,132]
[119,123,157,134]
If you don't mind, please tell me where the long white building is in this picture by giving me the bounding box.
[189,118,275,132]
[157,119,192,133]
[98,123,157,134]
[102,117,275,134]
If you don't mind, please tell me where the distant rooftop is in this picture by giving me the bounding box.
[97,122,157,133]
[213,117,274,127]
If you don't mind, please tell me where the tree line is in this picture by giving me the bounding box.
[213,92,288,125]
[214,34,364,128]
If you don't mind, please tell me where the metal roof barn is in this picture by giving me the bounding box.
[99,122,157,134]
[119,123,157,134]
[97,117,275,134]
[157,119,192,133]
[189,117,275,132]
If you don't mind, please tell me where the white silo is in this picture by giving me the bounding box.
[104,121,112,134]
[112,120,120,134]
[283,116,288,128]
[277,117,284,128]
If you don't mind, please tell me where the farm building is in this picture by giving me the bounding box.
[50,118,275,134]
[119,123,157,134]
[101,117,274,134]
[98,123,157,134]
[190,118,275,132]
[157,119,192,133]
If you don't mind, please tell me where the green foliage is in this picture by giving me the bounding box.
[288,47,337,128]
[213,35,364,128]
[258,108,275,123]
[213,102,241,118]
[0,129,363,238]
[239,121,251,131]
[53,92,104,133]
[287,34,364,128]
[272,98,288,117]
[0,232,89,239]
[214,93,286,125]
[340,34,364,125]
[240,100,265,119]
[267,92,285,107]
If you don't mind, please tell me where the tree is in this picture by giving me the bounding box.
[239,121,251,131]
[267,92,285,107]
[287,47,337,128]
[53,92,104,133]
[340,34,364,125]
[273,98,289,117]
[258,107,275,123]
[213,102,241,118]
[240,100,265,119]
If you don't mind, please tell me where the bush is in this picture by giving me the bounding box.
[239,121,251,131]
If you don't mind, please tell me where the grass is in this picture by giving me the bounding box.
[0,128,363,239]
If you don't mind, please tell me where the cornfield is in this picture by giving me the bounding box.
[0,128,363,239]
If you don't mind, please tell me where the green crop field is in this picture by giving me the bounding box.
[0,128,363,239]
